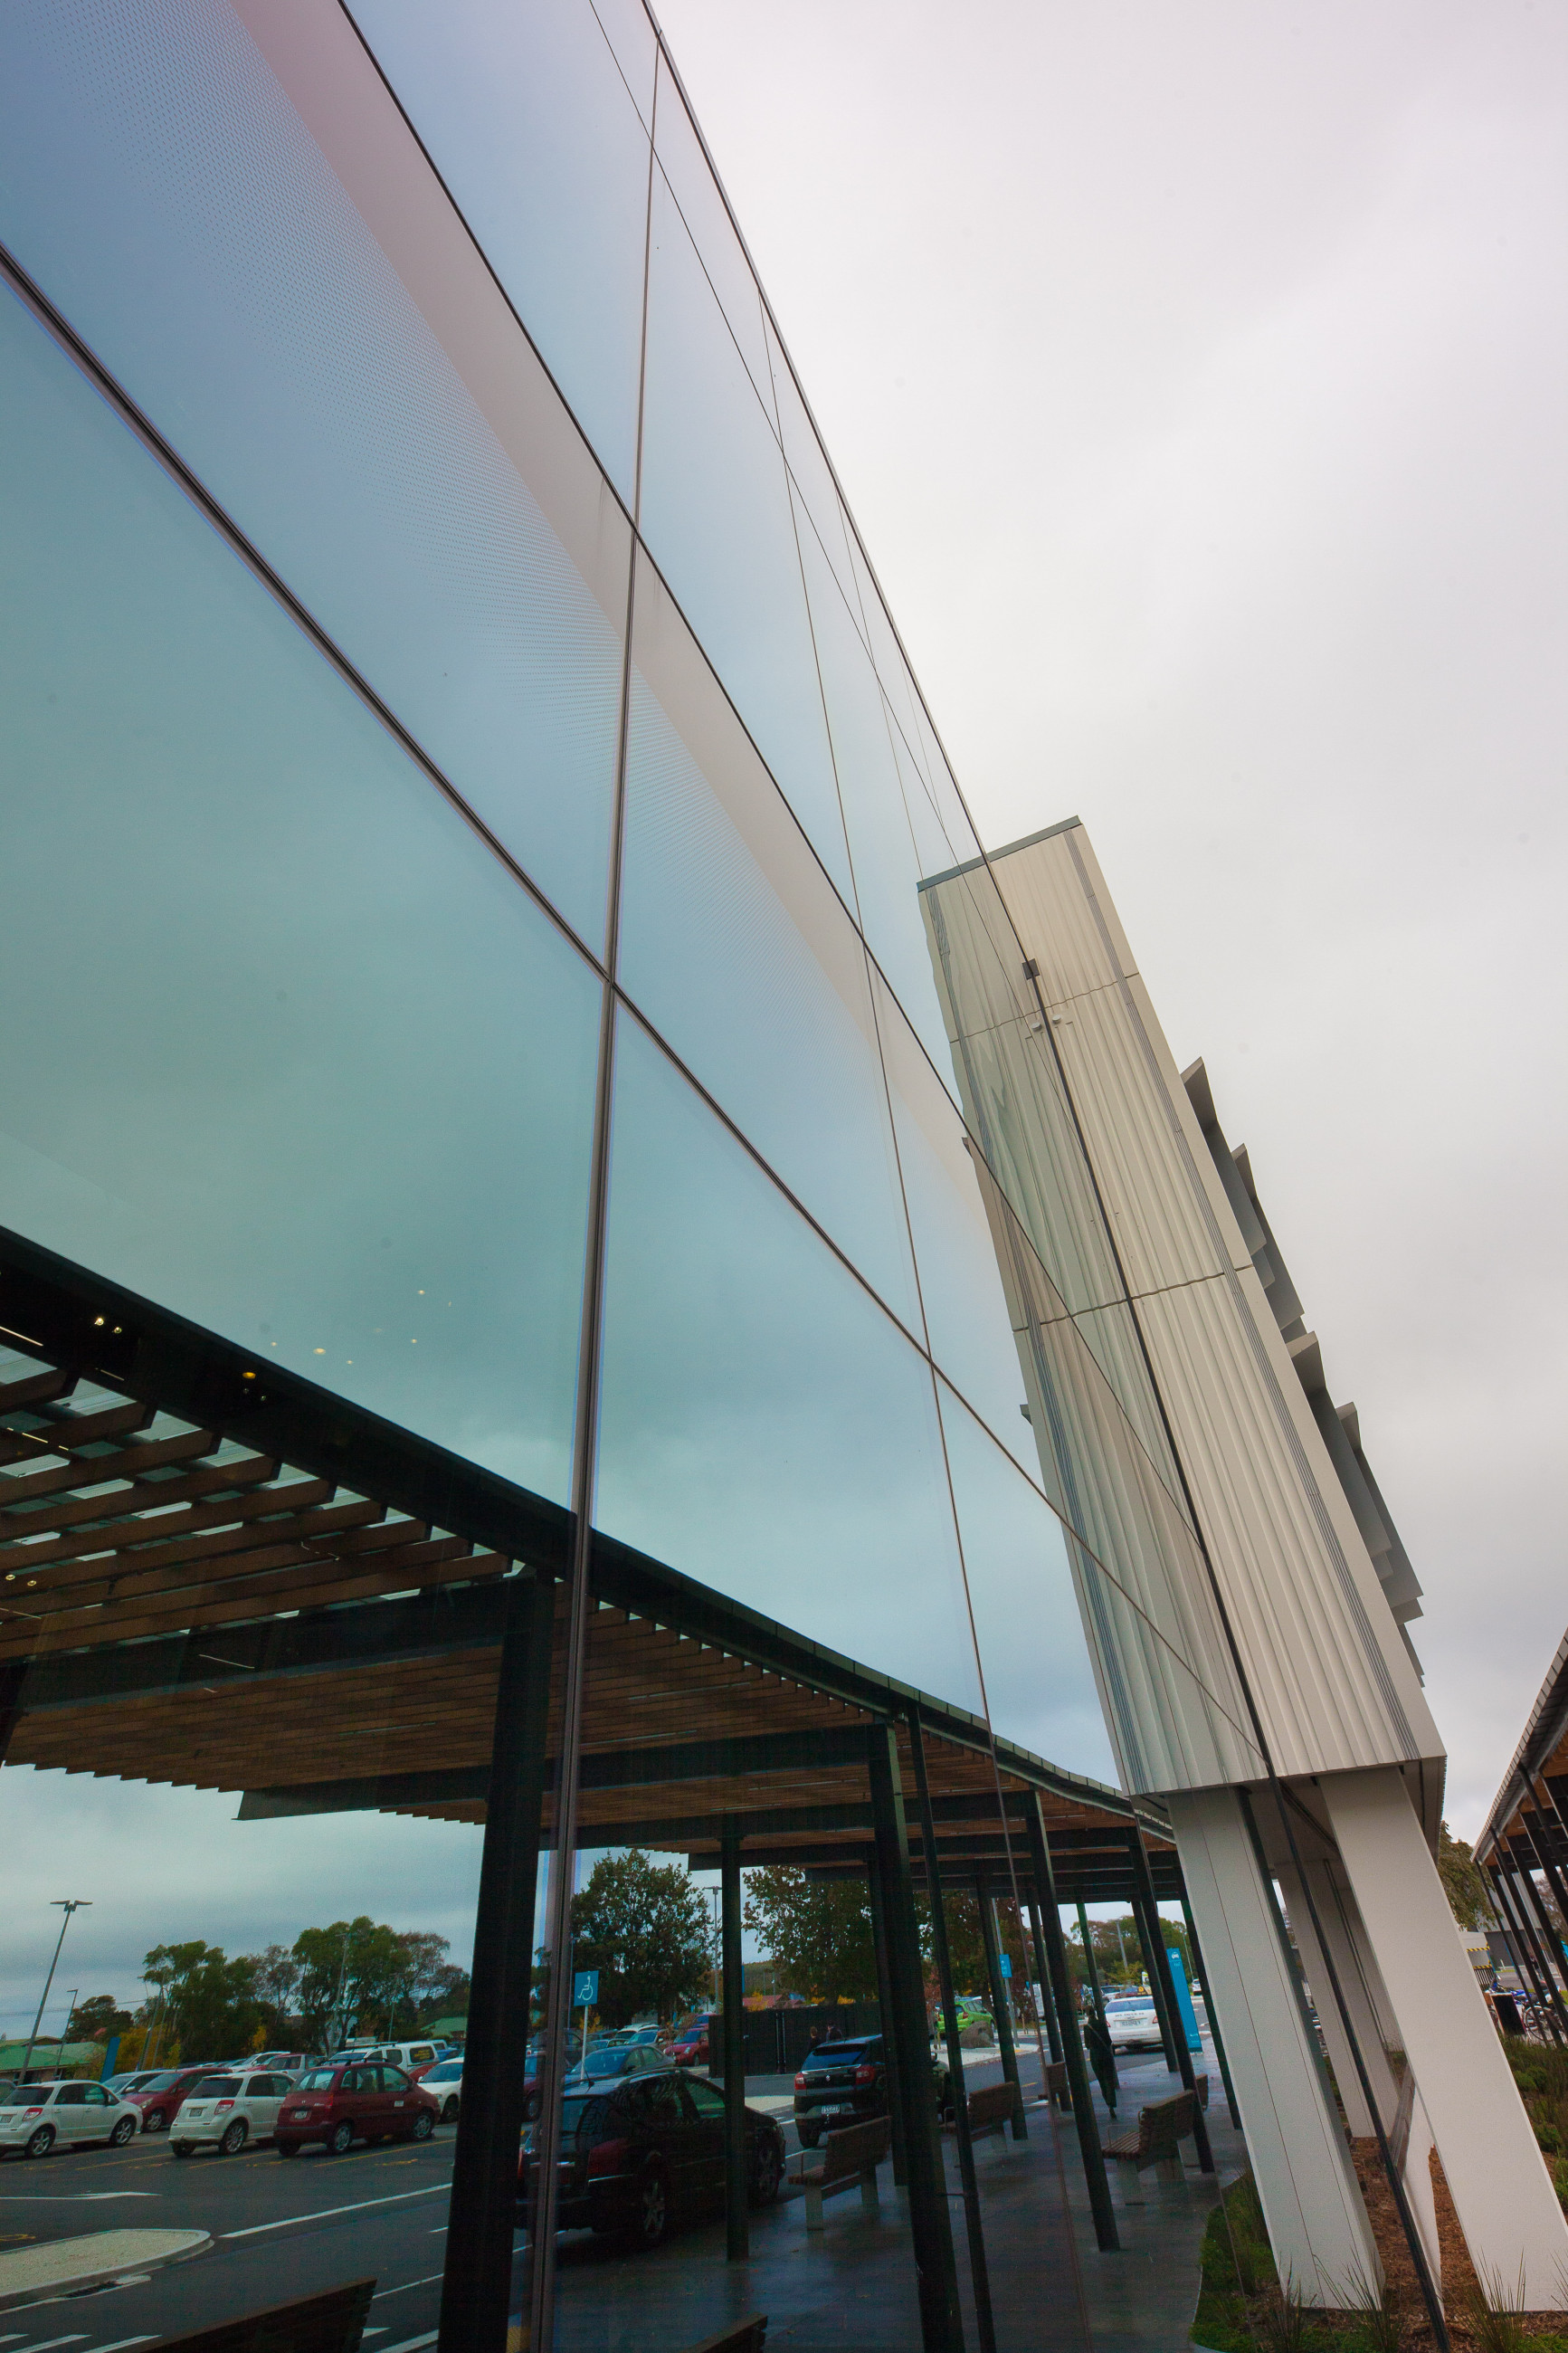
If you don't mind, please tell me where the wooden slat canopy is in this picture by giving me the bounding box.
[0,1229,1175,1900]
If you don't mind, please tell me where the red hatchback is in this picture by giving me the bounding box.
[275,2060,439,2157]
[125,2066,223,2135]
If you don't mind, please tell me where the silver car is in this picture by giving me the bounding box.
[172,2066,297,2158]
[0,2079,141,2158]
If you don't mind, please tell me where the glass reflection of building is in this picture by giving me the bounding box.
[7,4,1531,2350]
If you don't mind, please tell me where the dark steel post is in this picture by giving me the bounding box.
[720,1816,748,2260]
[1492,1863,1562,2039]
[1507,1851,1568,2043]
[974,1877,1025,2139]
[1127,1831,1212,2171]
[1180,1892,1240,2129]
[1513,1821,1568,2040]
[866,1850,909,2186]
[909,1713,994,2353]
[1028,1796,1117,2252]
[868,1724,965,2353]
[1026,1900,1064,2064]
[1123,1840,1181,2072]
[0,1658,24,1764]
[438,1572,556,2353]
[1075,1900,1109,2032]
[1524,1792,1568,1959]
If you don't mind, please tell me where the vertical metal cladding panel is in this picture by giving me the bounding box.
[987,823,1440,1783]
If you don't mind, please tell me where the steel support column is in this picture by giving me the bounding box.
[1128,1831,1212,2171]
[866,1849,909,2186]
[1180,1891,1240,2129]
[1028,1796,1117,2252]
[1524,1795,1568,1966]
[1026,1900,1064,2064]
[868,1724,965,2353]
[974,1877,1025,2140]
[910,1712,994,2353]
[1075,1901,1109,2031]
[1124,1837,1181,2072]
[437,1571,556,2353]
[1493,1865,1563,2041]
[1510,1853,1568,2043]
[720,1816,748,2260]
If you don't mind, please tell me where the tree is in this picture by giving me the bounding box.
[744,1869,878,2005]
[1438,1821,1490,1931]
[243,1945,303,2046]
[66,1994,134,2043]
[142,1942,263,2059]
[570,1851,713,2026]
[291,1919,406,2048]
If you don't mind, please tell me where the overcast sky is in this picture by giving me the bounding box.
[651,0,1567,1841]
[3,0,1563,2032]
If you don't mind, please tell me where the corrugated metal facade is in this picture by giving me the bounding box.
[922,819,1440,1793]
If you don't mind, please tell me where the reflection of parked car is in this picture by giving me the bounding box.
[414,2055,464,2120]
[794,2034,952,2147]
[172,2068,297,2158]
[668,2014,721,2067]
[126,2065,223,2134]
[566,2044,672,2087]
[1104,1996,1162,2052]
[0,2079,141,2158]
[275,2061,440,2156]
[518,2072,784,2248]
[329,2040,443,2074]
[104,2070,164,2094]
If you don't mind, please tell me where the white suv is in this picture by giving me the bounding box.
[0,2079,140,2158]
[338,2041,444,2074]
[172,2067,297,2158]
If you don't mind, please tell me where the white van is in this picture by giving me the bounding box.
[341,2040,442,2073]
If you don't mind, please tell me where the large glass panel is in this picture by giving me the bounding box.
[870,973,1039,1474]
[639,169,853,904]
[595,1014,984,1716]
[653,77,775,424]
[351,0,652,504]
[0,0,629,951]
[0,282,599,1497]
[765,317,865,624]
[619,552,920,1329]
[937,1381,1117,1786]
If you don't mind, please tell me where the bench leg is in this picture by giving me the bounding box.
[805,2184,824,2231]
[1155,2156,1184,2186]
[1115,2158,1144,2204]
[860,2165,879,2212]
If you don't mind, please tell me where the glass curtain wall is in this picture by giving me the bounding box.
[2,1,1242,2343]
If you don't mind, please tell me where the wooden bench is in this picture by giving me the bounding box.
[790,2115,890,2231]
[1043,2059,1070,2112]
[957,2080,1020,2142]
[679,2318,768,2353]
[1104,2091,1195,2200]
[147,2278,375,2350]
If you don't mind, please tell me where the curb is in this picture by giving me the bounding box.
[0,2225,212,2311]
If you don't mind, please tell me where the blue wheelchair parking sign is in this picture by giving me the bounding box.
[573,1969,599,2007]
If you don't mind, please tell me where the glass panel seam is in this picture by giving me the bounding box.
[651,150,782,442]
[339,1,642,544]
[527,45,660,2348]
[586,0,656,135]
[0,241,611,991]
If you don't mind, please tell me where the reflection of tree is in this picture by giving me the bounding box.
[65,1993,134,2043]
[1438,1821,1490,1931]
[1068,1911,1190,1992]
[289,1918,460,2047]
[140,1940,263,2060]
[745,1870,879,2004]
[569,1851,713,2027]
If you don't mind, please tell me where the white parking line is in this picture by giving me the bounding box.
[0,2194,157,2204]
[221,2180,449,2239]
[88,2339,159,2350]
[372,2275,444,2300]
[14,2336,90,2350]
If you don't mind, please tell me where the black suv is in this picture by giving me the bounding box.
[794,2034,952,2147]
[518,2070,785,2250]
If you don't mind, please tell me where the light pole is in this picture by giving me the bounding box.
[19,1901,90,2086]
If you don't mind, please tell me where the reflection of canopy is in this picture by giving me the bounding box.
[0,1224,1175,1902]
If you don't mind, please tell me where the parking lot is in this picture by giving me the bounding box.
[0,2059,930,2351]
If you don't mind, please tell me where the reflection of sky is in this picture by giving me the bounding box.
[0,0,624,952]
[0,285,598,1498]
[351,0,652,505]
[938,1383,1120,1785]
[596,1016,986,1720]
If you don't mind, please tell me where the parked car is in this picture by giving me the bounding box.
[794,2034,889,2148]
[103,2070,165,2094]
[0,2079,141,2158]
[413,2055,464,2121]
[565,2044,673,2088]
[274,2060,440,2157]
[125,2065,223,2133]
[517,2072,785,2248]
[1104,1996,1162,2052]
[329,2040,442,2074]
[667,2015,720,2068]
[171,2068,298,2158]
